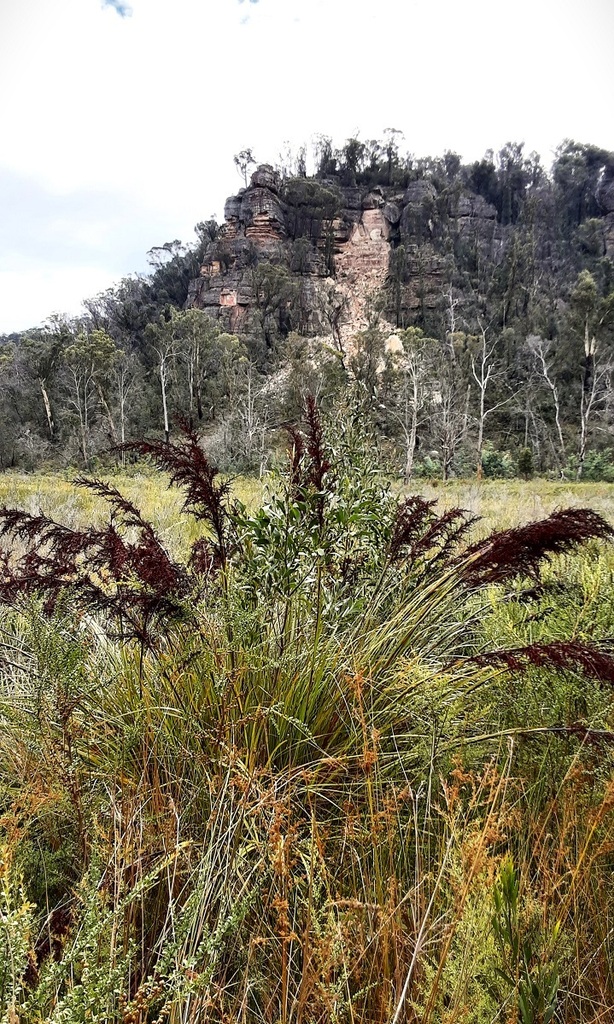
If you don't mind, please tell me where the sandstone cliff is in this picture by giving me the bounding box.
[187,165,522,346]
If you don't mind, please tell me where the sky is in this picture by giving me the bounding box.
[1,0,613,334]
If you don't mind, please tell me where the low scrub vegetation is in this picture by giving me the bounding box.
[1,400,614,1023]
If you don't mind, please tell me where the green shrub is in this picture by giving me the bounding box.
[0,845,35,1022]
[481,445,516,478]
[576,449,614,482]
[517,447,534,479]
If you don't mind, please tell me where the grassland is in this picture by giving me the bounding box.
[2,469,614,537]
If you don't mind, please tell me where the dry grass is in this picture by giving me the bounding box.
[0,471,262,560]
[2,472,613,540]
[413,478,614,533]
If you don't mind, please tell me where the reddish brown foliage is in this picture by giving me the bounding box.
[119,419,231,570]
[286,395,333,526]
[0,424,233,644]
[461,508,613,587]
[388,496,477,571]
[304,394,331,493]
[470,640,614,685]
[0,483,189,644]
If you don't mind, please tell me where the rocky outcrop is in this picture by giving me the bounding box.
[187,166,287,330]
[383,201,401,226]
[449,190,501,253]
[187,165,517,338]
[223,165,286,249]
[598,177,614,215]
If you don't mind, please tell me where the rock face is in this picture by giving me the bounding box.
[334,208,393,341]
[187,165,512,340]
[187,167,287,331]
[449,190,501,252]
[224,166,286,248]
[598,177,614,214]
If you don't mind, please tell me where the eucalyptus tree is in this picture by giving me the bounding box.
[0,343,23,466]
[22,317,71,441]
[251,263,300,353]
[430,336,472,480]
[146,308,245,442]
[146,311,184,443]
[526,335,566,469]
[233,148,256,188]
[553,141,614,228]
[62,328,120,464]
[381,327,436,482]
[316,283,348,365]
[569,270,614,477]
[469,322,519,477]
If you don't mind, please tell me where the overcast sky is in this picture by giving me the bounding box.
[1,0,613,334]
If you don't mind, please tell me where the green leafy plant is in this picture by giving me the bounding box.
[0,844,35,1023]
[491,856,560,1024]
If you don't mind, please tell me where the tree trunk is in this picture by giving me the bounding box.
[577,397,588,480]
[119,391,126,467]
[476,385,485,479]
[79,384,88,466]
[577,332,597,480]
[195,343,204,420]
[403,372,419,483]
[95,382,117,445]
[442,440,451,483]
[188,348,196,425]
[533,342,566,469]
[160,357,170,443]
[39,378,54,439]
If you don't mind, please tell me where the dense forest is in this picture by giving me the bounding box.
[1,136,614,480]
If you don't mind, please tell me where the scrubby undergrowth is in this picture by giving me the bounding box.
[1,401,614,1023]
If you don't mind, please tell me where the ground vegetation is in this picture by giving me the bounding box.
[1,404,614,1021]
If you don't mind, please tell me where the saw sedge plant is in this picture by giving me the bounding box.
[1,397,614,1022]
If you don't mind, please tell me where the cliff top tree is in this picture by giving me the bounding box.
[234,148,256,188]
